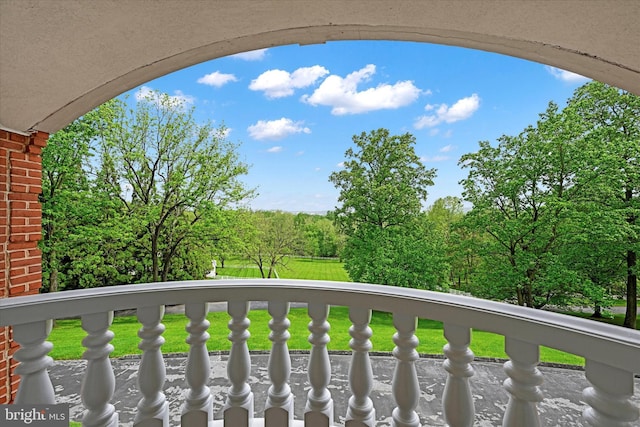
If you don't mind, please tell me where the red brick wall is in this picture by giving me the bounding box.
[0,129,48,404]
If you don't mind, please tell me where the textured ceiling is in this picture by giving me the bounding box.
[1,0,639,134]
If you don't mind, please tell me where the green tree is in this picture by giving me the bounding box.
[426,197,478,289]
[568,81,640,328]
[97,92,253,282]
[242,211,302,278]
[296,213,343,258]
[329,128,444,289]
[41,100,137,291]
[41,111,96,292]
[460,103,582,307]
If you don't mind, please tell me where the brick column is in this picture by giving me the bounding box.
[0,129,48,404]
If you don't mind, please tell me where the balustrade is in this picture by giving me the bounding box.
[345,306,375,427]
[304,302,334,426]
[391,312,421,427]
[224,300,253,427]
[502,337,544,427]
[80,311,118,427]
[583,360,639,427]
[181,303,213,426]
[442,323,475,427]
[134,305,169,426]
[0,280,638,427]
[265,300,294,425]
[12,319,55,404]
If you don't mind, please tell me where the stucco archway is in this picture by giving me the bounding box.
[1,0,639,134]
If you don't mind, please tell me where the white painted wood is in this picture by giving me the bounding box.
[442,323,475,427]
[502,338,543,427]
[2,280,638,376]
[265,300,294,426]
[181,303,213,426]
[134,305,169,427]
[13,319,55,404]
[304,302,334,427]
[582,359,639,426]
[224,300,254,427]
[345,306,375,427]
[80,312,118,427]
[391,313,420,427]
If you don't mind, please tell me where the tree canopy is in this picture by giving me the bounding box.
[329,128,446,288]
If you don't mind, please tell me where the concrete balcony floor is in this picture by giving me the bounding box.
[50,352,640,426]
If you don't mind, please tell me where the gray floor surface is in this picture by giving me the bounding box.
[50,352,640,426]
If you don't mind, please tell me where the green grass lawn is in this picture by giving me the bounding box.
[48,257,639,371]
[611,298,640,307]
[49,306,583,365]
[559,310,640,328]
[217,256,350,281]
[277,257,351,281]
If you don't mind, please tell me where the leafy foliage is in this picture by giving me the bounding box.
[459,82,639,327]
[330,129,446,289]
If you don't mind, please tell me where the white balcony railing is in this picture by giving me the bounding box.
[1,279,639,426]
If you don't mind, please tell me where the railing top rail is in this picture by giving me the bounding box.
[1,279,638,372]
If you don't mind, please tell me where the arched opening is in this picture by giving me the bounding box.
[1,0,638,412]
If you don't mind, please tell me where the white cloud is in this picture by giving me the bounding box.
[250,66,329,98]
[267,146,283,153]
[439,144,455,153]
[545,66,590,83]
[135,86,195,106]
[247,117,311,140]
[302,64,422,115]
[414,94,480,129]
[295,151,304,156]
[314,167,321,172]
[337,162,345,168]
[232,48,268,61]
[197,71,238,88]
[421,155,450,162]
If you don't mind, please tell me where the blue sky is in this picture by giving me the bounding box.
[122,41,589,213]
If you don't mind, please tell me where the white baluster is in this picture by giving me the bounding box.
[81,312,118,427]
[502,338,543,427]
[181,303,213,426]
[223,300,253,427]
[134,305,169,427]
[391,313,420,427]
[346,306,375,427]
[582,359,639,426]
[442,323,475,427]
[265,300,294,426]
[13,320,55,404]
[304,302,334,426]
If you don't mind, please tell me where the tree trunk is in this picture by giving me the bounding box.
[151,234,159,282]
[623,249,637,329]
[592,304,603,319]
[623,185,637,329]
[516,288,524,306]
[49,266,58,293]
[524,269,536,308]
